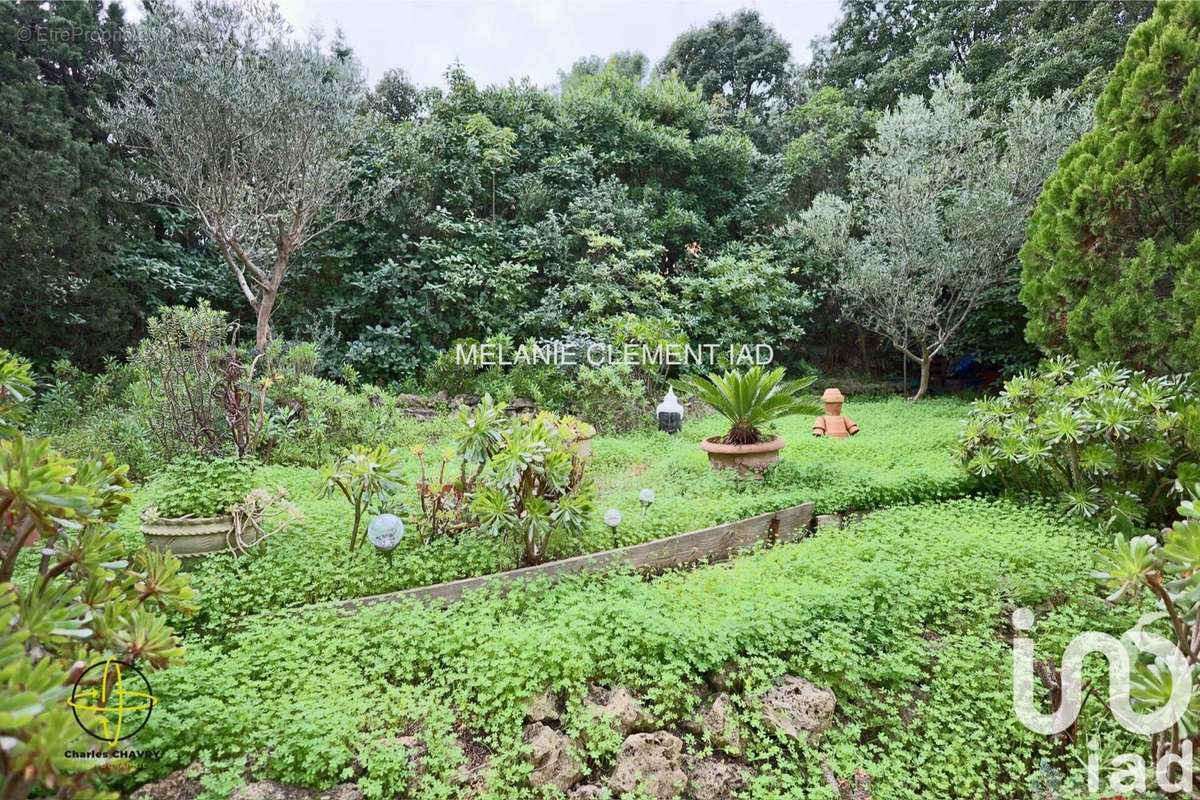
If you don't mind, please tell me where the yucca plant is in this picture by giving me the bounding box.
[678,366,819,445]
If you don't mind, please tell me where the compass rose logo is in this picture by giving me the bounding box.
[68,658,157,743]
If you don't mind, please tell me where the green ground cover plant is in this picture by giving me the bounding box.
[104,397,974,635]
[147,457,259,519]
[123,498,1132,800]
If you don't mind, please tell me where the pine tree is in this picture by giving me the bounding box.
[1020,1,1200,372]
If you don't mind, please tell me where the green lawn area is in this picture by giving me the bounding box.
[126,497,1130,800]
[110,398,976,635]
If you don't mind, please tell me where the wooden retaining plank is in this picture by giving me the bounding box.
[337,501,813,610]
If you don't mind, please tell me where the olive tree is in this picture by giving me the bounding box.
[98,0,384,349]
[798,72,1090,399]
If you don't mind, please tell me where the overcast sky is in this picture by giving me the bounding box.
[269,0,844,89]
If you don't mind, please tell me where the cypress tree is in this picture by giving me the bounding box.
[1019,0,1200,372]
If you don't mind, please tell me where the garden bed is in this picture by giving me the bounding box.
[121,498,1129,800]
[100,397,976,635]
[337,502,814,608]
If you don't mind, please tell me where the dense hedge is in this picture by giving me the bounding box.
[125,498,1133,800]
[108,398,976,634]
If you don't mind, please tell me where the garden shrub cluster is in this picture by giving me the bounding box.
[27,309,454,478]
[958,356,1200,532]
[125,498,1133,799]
[118,397,974,636]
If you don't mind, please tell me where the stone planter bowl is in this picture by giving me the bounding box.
[699,435,785,476]
[141,513,262,559]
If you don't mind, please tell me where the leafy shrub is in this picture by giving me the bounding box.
[561,362,651,434]
[423,334,572,408]
[679,366,819,444]
[50,406,162,481]
[320,444,407,551]
[149,457,259,519]
[131,301,230,460]
[957,357,1200,532]
[0,347,35,435]
[266,374,452,467]
[677,244,816,360]
[456,397,596,566]
[1020,1,1200,372]
[1,368,194,798]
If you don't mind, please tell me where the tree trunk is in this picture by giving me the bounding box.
[254,288,276,351]
[912,345,931,401]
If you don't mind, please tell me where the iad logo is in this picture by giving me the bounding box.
[1012,608,1195,793]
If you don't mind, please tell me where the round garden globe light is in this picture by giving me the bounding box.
[639,488,655,508]
[604,509,622,529]
[367,513,404,552]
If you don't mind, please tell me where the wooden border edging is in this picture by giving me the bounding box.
[334,501,814,610]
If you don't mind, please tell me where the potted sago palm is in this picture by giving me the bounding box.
[679,366,818,475]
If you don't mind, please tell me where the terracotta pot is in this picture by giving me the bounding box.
[699,435,785,475]
[141,513,262,559]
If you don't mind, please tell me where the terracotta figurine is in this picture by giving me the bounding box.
[812,387,860,438]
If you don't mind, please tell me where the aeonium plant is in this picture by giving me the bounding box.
[320,444,406,552]
[957,356,1200,532]
[678,366,819,445]
[1093,485,1200,763]
[453,396,596,567]
[1,359,195,799]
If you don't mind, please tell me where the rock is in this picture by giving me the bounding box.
[525,722,584,792]
[394,392,441,420]
[396,735,427,783]
[815,514,842,529]
[586,685,654,736]
[758,676,836,743]
[508,397,536,414]
[693,693,741,756]
[607,732,686,800]
[455,731,492,795]
[131,762,204,800]
[394,393,426,405]
[318,787,364,800]
[526,690,562,722]
[229,782,314,800]
[452,394,482,409]
[685,757,749,800]
[135,769,360,800]
[569,785,610,800]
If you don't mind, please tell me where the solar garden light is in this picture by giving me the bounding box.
[656,388,683,434]
[604,508,622,548]
[639,488,655,509]
[367,513,405,565]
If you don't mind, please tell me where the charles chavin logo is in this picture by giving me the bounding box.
[68,658,157,744]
